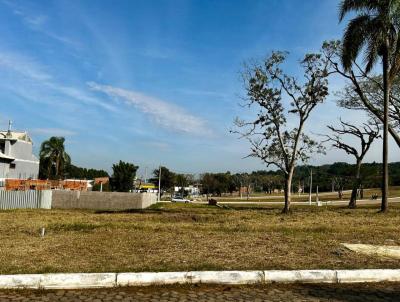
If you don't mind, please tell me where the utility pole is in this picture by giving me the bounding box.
[158,166,161,202]
[308,169,313,205]
[240,179,243,199]
[298,180,301,197]
[316,185,319,206]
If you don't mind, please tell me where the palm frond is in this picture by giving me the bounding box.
[363,17,385,72]
[341,14,372,70]
[339,0,382,21]
[364,35,380,72]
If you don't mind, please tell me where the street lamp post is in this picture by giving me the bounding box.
[308,169,313,205]
[158,166,161,202]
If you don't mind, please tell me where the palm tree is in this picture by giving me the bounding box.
[39,137,71,179]
[339,0,400,212]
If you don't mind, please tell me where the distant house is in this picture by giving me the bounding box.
[94,177,110,185]
[0,129,39,179]
[133,178,158,192]
[174,185,200,196]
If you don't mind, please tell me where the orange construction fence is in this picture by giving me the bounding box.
[4,179,89,191]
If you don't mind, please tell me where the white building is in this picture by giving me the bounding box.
[0,129,39,179]
[174,185,200,196]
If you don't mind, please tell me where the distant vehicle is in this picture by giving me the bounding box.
[171,195,190,203]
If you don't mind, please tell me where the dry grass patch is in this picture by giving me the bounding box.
[0,203,400,274]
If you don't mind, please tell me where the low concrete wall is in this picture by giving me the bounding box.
[52,191,157,210]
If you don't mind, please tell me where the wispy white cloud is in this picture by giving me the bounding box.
[30,128,76,137]
[3,1,80,49]
[48,83,118,112]
[0,50,117,113]
[88,82,212,136]
[0,51,52,81]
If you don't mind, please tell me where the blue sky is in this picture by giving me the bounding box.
[0,0,399,176]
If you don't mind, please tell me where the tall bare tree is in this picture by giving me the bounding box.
[336,75,400,147]
[233,52,328,213]
[324,120,381,208]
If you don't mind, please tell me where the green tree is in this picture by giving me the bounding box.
[175,174,189,196]
[65,164,109,179]
[110,160,138,192]
[151,166,176,195]
[200,172,239,197]
[200,173,218,199]
[339,0,400,211]
[39,137,71,180]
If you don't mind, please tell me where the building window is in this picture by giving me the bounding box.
[10,163,16,169]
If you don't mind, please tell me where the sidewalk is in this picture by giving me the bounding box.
[1,283,399,302]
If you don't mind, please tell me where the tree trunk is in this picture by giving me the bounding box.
[282,173,293,214]
[56,155,61,179]
[381,45,390,212]
[349,161,361,209]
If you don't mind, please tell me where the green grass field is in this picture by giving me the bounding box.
[1,202,400,275]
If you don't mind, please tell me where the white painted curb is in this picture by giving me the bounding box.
[117,272,189,286]
[265,270,337,283]
[1,270,400,289]
[337,269,400,283]
[186,271,264,285]
[0,273,116,289]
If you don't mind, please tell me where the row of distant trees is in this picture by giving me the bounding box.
[38,136,138,192]
[150,166,193,197]
[37,136,400,197]
[194,163,400,198]
[150,163,400,198]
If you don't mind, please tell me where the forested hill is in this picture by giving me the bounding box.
[287,162,400,191]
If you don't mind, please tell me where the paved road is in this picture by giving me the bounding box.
[213,190,355,200]
[192,196,400,206]
[1,283,400,301]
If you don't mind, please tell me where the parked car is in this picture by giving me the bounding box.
[171,195,190,203]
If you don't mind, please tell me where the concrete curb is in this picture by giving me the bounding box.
[264,270,337,283]
[1,270,400,289]
[0,273,116,289]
